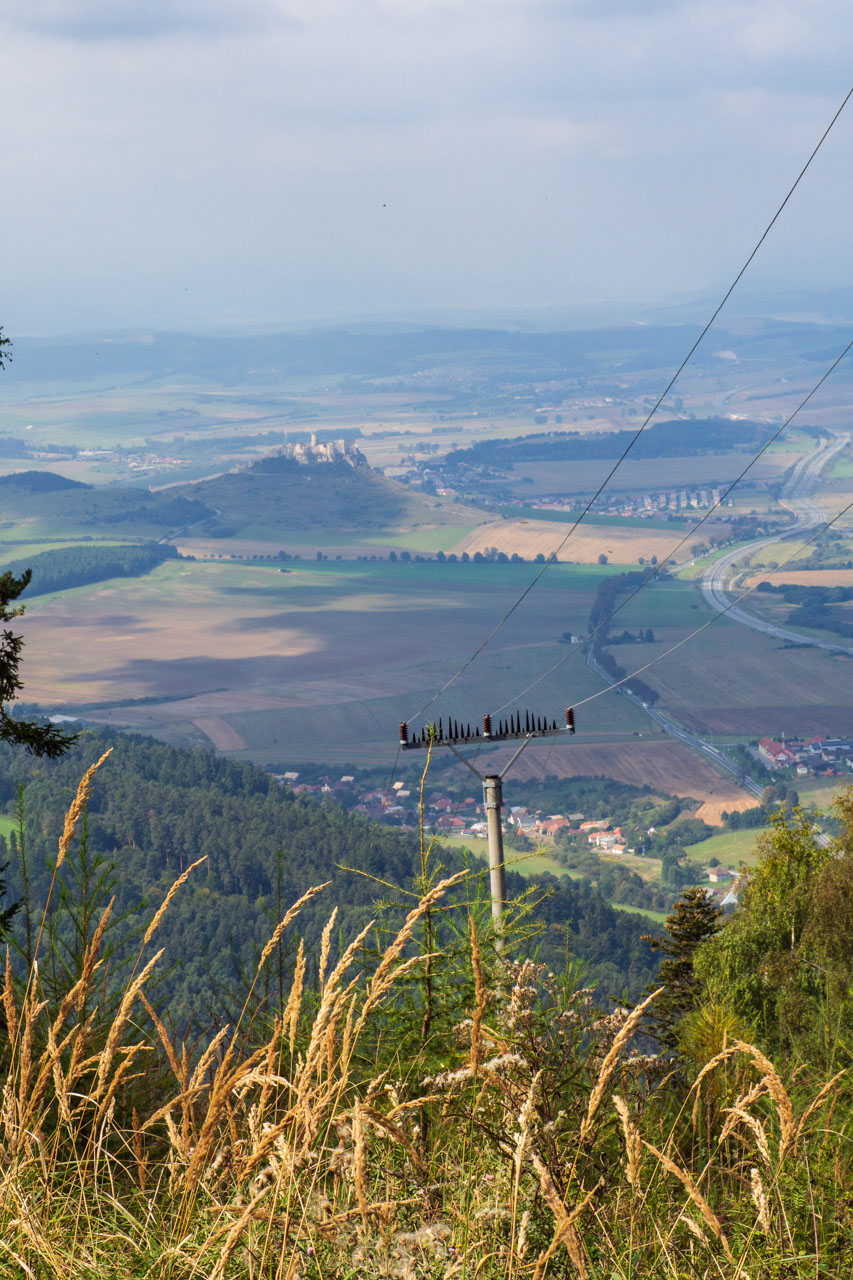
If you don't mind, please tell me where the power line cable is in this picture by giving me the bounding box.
[491,335,853,712]
[405,84,853,727]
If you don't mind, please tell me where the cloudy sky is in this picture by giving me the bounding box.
[2,1,852,334]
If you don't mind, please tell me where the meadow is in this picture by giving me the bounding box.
[0,759,849,1279]
[685,826,770,868]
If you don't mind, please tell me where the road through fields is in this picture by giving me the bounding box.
[701,432,853,654]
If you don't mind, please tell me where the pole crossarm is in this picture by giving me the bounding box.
[395,705,577,933]
[399,706,575,751]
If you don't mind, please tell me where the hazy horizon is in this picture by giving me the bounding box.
[1,2,851,336]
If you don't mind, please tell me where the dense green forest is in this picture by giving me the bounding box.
[0,729,660,1027]
[1,541,182,597]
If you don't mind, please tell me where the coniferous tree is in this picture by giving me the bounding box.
[643,886,721,1049]
[1,569,78,758]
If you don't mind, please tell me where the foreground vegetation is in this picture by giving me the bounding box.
[0,755,851,1277]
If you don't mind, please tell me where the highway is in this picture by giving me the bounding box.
[700,431,853,655]
[583,432,852,797]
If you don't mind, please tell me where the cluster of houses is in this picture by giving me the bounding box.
[268,770,743,905]
[758,736,853,775]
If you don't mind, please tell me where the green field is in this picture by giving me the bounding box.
[686,826,768,868]
[438,834,578,879]
[610,902,668,924]
[0,815,17,841]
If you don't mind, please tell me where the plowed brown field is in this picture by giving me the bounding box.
[477,738,753,816]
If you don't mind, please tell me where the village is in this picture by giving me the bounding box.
[268,766,750,907]
[757,735,853,776]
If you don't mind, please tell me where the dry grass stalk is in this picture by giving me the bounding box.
[613,1094,642,1192]
[512,1069,541,1207]
[56,748,113,869]
[732,1041,795,1162]
[720,1105,771,1168]
[360,1105,426,1173]
[689,1042,742,1129]
[139,990,184,1084]
[750,1166,772,1235]
[579,987,662,1146]
[352,1102,369,1231]
[143,857,208,946]
[16,979,47,1135]
[795,1070,846,1144]
[206,1183,273,1280]
[469,912,486,1074]
[516,1208,531,1261]
[643,1139,733,1262]
[256,882,330,975]
[352,870,468,1041]
[188,1025,231,1096]
[318,907,338,989]
[4,949,17,1045]
[95,949,162,1099]
[530,1150,593,1278]
[185,1043,269,1186]
[283,938,305,1052]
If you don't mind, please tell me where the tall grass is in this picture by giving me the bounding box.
[0,759,850,1278]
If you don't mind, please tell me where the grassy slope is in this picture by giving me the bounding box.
[171,461,484,537]
[685,826,767,867]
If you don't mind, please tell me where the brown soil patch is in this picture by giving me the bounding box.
[451,520,679,565]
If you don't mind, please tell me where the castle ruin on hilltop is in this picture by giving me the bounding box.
[280,433,363,466]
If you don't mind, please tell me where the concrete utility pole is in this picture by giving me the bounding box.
[482,774,506,926]
[398,708,576,927]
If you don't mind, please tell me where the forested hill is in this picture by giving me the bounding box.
[444,416,774,469]
[0,730,658,1026]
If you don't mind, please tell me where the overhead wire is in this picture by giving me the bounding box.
[405,84,853,728]
[491,333,853,713]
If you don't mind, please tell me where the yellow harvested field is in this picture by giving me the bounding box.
[695,798,756,824]
[450,520,679,565]
[745,569,853,588]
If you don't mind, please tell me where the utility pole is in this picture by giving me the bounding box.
[398,707,576,927]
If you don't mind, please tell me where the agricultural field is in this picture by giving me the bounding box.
[507,451,787,496]
[685,826,769,869]
[16,558,652,757]
[495,738,751,808]
[608,575,853,736]
[451,519,683,565]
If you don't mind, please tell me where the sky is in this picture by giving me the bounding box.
[2,0,852,335]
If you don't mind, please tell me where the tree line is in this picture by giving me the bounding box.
[1,542,182,598]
